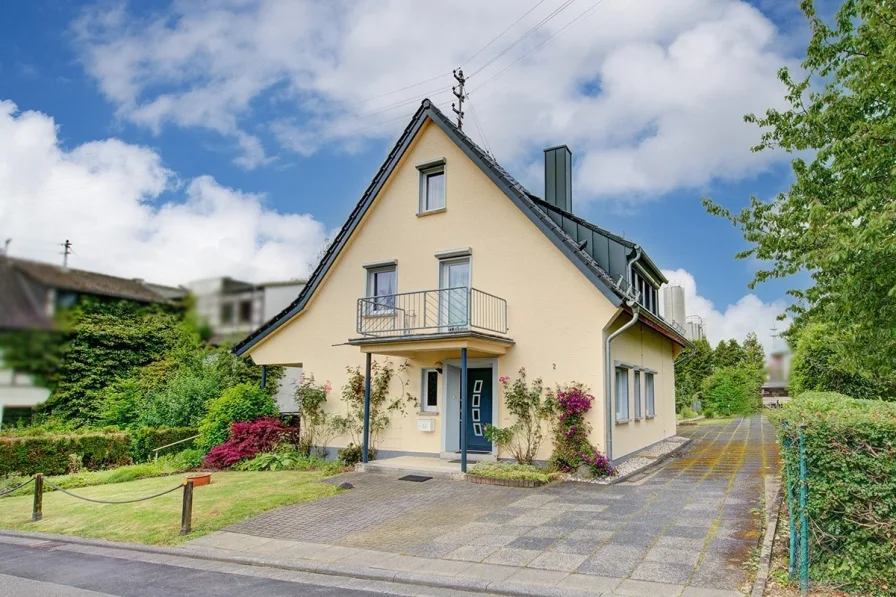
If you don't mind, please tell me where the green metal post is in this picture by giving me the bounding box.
[799,425,809,595]
[783,424,796,580]
[362,353,372,464]
[32,474,43,522]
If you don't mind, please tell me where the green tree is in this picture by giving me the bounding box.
[704,0,896,392]
[713,339,746,369]
[789,322,893,400]
[198,382,278,450]
[701,365,763,416]
[742,332,766,371]
[675,337,713,411]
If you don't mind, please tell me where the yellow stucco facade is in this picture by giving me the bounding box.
[245,117,682,461]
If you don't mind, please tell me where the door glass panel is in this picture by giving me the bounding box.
[440,259,469,329]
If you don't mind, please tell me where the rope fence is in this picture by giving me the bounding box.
[0,477,35,498]
[2,474,197,535]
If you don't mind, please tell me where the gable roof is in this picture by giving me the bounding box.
[0,255,54,331]
[234,100,687,355]
[6,256,175,304]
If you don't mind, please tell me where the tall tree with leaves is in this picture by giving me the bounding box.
[742,332,766,371]
[704,0,896,394]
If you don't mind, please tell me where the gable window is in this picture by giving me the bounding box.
[633,370,642,420]
[421,369,439,412]
[615,366,629,422]
[418,160,446,213]
[645,373,656,417]
[367,265,396,312]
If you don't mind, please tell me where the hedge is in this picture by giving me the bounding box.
[0,433,132,476]
[129,427,198,462]
[772,392,896,596]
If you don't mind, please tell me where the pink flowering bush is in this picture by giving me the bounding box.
[203,417,288,469]
[551,385,615,478]
[484,368,553,464]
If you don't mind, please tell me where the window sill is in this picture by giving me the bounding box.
[418,411,439,416]
[417,207,446,217]
[615,419,631,425]
[645,415,656,419]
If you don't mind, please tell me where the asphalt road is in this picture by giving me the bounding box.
[0,542,406,597]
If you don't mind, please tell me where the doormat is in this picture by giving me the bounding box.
[398,475,432,482]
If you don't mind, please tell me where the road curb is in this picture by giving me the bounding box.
[0,529,599,597]
[750,473,783,597]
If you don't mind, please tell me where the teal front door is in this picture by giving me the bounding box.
[464,368,493,452]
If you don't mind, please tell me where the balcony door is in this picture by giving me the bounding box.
[439,258,470,330]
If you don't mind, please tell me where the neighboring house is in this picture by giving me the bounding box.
[186,277,307,412]
[763,345,792,408]
[0,255,182,428]
[233,100,691,464]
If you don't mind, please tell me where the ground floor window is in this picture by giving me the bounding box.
[646,372,656,416]
[421,368,439,412]
[615,366,629,421]
[633,370,642,419]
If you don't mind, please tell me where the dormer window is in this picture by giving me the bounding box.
[418,159,446,214]
[633,271,658,315]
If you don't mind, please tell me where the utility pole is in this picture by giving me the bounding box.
[452,69,466,131]
[62,239,72,268]
[2,239,10,255]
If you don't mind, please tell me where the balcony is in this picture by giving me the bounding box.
[356,287,508,339]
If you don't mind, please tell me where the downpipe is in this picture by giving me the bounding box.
[604,246,643,461]
[604,303,640,461]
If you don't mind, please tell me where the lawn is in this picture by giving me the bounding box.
[0,471,338,545]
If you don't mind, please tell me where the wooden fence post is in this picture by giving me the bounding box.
[179,479,194,535]
[32,474,43,522]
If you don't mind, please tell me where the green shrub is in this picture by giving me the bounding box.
[160,448,205,470]
[336,443,374,466]
[234,447,340,474]
[130,427,198,462]
[0,433,132,476]
[198,383,277,450]
[700,365,762,416]
[468,462,557,484]
[771,392,896,595]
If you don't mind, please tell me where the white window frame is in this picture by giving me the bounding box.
[366,265,397,314]
[421,368,439,412]
[646,372,656,417]
[633,370,642,420]
[418,160,446,214]
[615,366,630,422]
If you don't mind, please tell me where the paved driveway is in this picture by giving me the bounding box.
[204,416,777,595]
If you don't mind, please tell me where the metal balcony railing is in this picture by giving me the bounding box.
[356,287,508,338]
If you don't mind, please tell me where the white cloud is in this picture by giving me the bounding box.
[661,268,789,354]
[73,0,796,196]
[0,100,327,286]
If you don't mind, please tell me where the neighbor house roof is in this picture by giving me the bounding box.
[0,255,54,331]
[5,256,174,304]
[234,100,688,356]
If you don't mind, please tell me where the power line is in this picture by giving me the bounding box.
[467,95,493,157]
[467,0,579,78]
[471,0,613,96]
[460,0,548,69]
[341,72,454,108]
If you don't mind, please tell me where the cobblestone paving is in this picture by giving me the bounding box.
[225,416,778,593]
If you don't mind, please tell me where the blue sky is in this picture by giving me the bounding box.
[0,0,821,348]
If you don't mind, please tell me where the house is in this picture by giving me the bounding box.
[233,99,691,468]
[0,255,183,427]
[185,276,307,412]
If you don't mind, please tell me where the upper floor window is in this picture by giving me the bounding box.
[633,271,658,315]
[418,160,446,213]
[367,265,396,311]
[238,299,253,324]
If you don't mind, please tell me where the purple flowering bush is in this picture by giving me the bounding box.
[551,385,615,478]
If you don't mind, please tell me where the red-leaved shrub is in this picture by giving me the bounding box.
[203,417,288,469]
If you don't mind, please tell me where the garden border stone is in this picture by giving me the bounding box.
[464,474,545,488]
